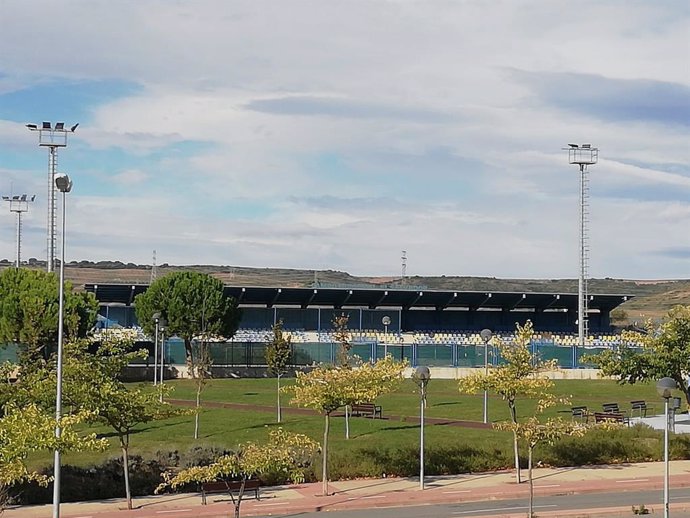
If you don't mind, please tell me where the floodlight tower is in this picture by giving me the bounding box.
[564,143,598,352]
[2,194,36,267]
[26,122,79,272]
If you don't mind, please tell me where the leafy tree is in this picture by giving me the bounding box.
[0,404,107,511]
[495,417,584,517]
[24,332,184,510]
[0,268,98,370]
[289,356,406,496]
[135,272,240,438]
[458,321,563,484]
[587,305,690,406]
[265,320,292,423]
[332,312,351,367]
[157,428,319,518]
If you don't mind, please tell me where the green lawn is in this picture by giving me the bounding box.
[44,377,666,470]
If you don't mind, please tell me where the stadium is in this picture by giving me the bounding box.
[87,279,633,374]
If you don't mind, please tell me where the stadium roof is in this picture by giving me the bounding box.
[85,284,632,312]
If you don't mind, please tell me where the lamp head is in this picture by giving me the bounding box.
[480,328,493,343]
[152,311,161,323]
[415,366,431,381]
[382,316,391,326]
[55,174,73,193]
[656,377,677,399]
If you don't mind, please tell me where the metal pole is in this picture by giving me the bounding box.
[15,211,21,268]
[153,321,159,385]
[384,324,388,357]
[47,147,58,272]
[52,190,67,518]
[159,331,165,402]
[419,383,425,490]
[483,343,489,424]
[664,397,669,518]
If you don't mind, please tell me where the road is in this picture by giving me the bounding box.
[253,488,690,518]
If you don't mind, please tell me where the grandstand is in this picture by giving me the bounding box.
[86,283,632,370]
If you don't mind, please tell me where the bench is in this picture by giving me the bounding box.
[602,402,622,414]
[350,402,382,418]
[593,412,628,426]
[571,406,590,422]
[630,400,650,418]
[200,479,260,505]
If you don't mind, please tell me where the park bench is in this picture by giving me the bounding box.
[602,402,622,414]
[571,406,590,422]
[350,402,382,418]
[200,479,260,505]
[593,412,628,426]
[630,400,650,418]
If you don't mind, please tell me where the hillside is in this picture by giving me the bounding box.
[2,260,688,321]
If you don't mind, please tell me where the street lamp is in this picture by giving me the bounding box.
[152,312,161,385]
[52,173,72,518]
[480,329,493,424]
[414,366,431,490]
[382,316,391,357]
[26,122,78,272]
[2,194,36,267]
[158,317,167,401]
[657,377,676,518]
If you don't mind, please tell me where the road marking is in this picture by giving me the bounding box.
[443,490,472,494]
[615,479,648,483]
[156,510,192,514]
[453,504,557,515]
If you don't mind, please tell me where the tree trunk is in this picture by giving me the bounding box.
[322,412,330,496]
[233,479,245,518]
[345,405,350,439]
[509,402,521,484]
[194,382,201,439]
[528,445,534,518]
[121,439,132,510]
[277,375,282,423]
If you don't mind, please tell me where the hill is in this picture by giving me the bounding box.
[2,260,688,321]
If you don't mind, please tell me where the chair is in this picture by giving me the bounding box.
[571,406,589,422]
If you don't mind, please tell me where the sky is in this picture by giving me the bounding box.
[0,0,688,280]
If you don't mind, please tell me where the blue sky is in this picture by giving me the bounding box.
[0,0,688,279]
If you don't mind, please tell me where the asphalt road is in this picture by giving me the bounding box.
[258,488,690,518]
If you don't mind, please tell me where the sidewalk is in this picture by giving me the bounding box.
[7,460,690,518]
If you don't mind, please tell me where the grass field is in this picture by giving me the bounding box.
[44,377,670,471]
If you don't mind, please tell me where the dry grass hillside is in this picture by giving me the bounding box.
[1,260,688,321]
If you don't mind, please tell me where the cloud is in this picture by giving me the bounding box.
[512,70,690,126]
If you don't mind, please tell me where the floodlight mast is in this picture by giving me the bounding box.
[3,194,36,268]
[26,122,78,272]
[563,144,598,353]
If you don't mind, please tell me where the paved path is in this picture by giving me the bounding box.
[7,460,690,518]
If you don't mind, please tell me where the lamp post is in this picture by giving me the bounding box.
[480,329,493,424]
[564,143,598,353]
[414,366,431,490]
[158,317,167,401]
[2,194,36,267]
[657,377,676,518]
[26,122,78,272]
[152,312,161,385]
[382,316,391,357]
[52,174,72,518]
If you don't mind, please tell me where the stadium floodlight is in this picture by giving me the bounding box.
[563,144,598,357]
[3,193,36,267]
[27,121,78,273]
[52,173,72,518]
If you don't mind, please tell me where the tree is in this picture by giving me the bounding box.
[25,332,184,510]
[587,305,690,406]
[0,404,107,512]
[135,272,241,438]
[458,321,563,484]
[289,356,406,496]
[0,267,98,371]
[157,428,319,518]
[495,417,584,517]
[265,320,292,423]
